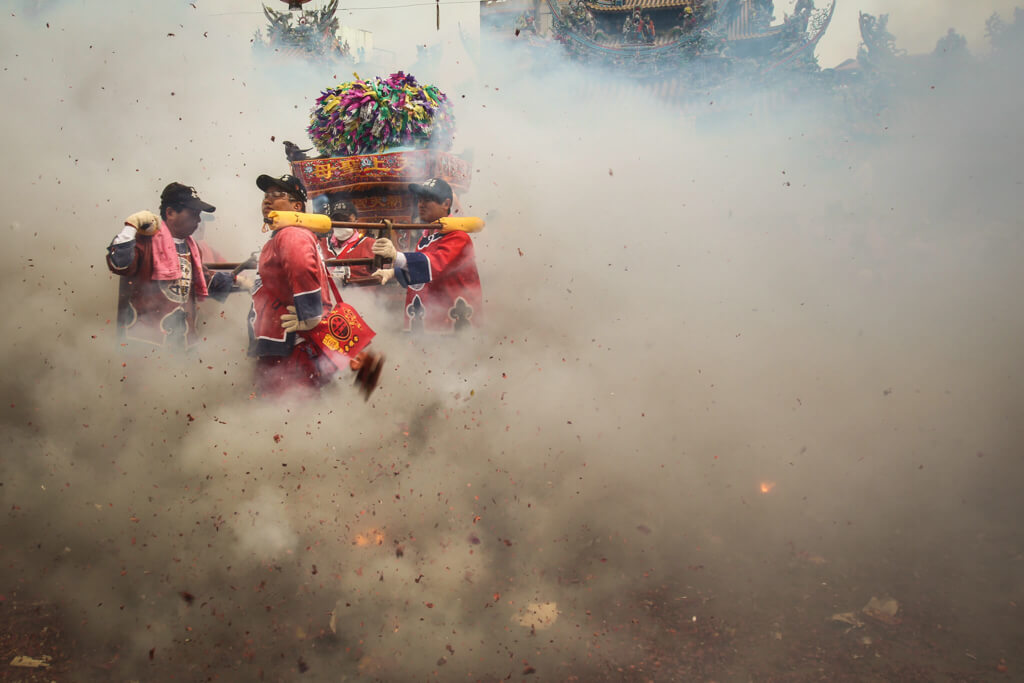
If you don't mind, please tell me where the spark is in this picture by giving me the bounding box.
[353,529,385,546]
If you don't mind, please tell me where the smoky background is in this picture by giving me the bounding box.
[1,1,1022,680]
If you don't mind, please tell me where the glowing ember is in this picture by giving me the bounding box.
[353,530,385,547]
[760,481,776,494]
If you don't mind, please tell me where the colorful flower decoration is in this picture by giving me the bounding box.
[307,72,456,157]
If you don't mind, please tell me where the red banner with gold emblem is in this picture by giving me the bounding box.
[302,303,375,369]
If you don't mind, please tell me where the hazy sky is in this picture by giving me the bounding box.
[194,0,1023,67]
[818,0,1022,64]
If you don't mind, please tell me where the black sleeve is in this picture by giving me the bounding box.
[206,271,235,302]
[107,240,137,272]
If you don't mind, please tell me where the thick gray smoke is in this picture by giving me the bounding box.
[2,1,1023,681]
[819,0,1023,62]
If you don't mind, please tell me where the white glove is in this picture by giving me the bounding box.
[280,305,321,332]
[372,238,397,260]
[233,273,255,291]
[124,210,160,236]
[371,268,395,286]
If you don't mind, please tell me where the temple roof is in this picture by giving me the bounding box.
[543,0,835,69]
[584,0,693,13]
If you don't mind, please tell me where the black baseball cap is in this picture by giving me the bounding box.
[327,198,357,220]
[160,182,216,213]
[409,177,453,204]
[257,174,307,202]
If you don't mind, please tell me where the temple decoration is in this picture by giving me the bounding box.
[254,0,353,61]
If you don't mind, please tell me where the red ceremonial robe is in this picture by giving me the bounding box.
[320,231,375,281]
[394,229,482,333]
[248,226,333,357]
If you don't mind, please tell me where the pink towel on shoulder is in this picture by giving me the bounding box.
[150,221,209,297]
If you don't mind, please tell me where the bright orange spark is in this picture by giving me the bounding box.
[353,530,386,547]
[760,481,776,494]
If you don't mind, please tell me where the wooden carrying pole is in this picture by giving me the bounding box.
[205,257,379,271]
[262,212,484,235]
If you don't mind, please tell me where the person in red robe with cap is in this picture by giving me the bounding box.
[248,174,382,397]
[106,182,239,351]
[318,197,375,284]
[369,178,483,334]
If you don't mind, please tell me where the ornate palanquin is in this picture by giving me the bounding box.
[289,149,473,252]
[290,149,472,222]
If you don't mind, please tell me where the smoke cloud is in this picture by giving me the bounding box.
[1,1,1023,680]
[817,0,1022,63]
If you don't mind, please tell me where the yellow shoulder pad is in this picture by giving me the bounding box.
[267,211,333,234]
[438,216,485,233]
